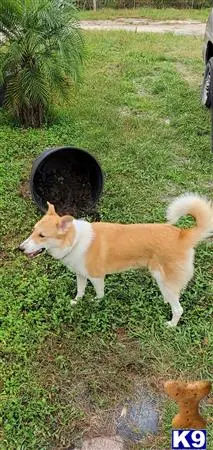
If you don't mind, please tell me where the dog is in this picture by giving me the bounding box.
[19,193,213,327]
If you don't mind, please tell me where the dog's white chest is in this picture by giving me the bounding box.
[62,250,86,275]
[56,219,94,276]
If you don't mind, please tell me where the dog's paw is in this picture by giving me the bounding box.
[71,294,84,306]
[70,299,78,306]
[165,320,176,328]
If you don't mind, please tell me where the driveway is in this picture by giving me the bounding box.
[80,18,205,36]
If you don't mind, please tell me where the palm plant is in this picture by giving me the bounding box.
[0,0,84,127]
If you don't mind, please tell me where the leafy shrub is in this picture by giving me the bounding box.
[0,0,84,127]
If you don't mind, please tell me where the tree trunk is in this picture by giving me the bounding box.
[93,0,97,11]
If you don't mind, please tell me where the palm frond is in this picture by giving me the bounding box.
[0,0,23,39]
[0,0,84,127]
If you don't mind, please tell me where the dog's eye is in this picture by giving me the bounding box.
[39,233,45,238]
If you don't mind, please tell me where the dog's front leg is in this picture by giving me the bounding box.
[90,277,105,299]
[71,273,87,306]
[166,297,183,327]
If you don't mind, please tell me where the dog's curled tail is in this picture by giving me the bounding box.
[167,193,213,245]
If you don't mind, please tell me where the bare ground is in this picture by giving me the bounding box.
[81,19,205,36]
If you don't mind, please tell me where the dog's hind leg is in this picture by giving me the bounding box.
[161,287,183,327]
[152,268,169,304]
[152,268,183,327]
[151,252,194,326]
[90,277,105,299]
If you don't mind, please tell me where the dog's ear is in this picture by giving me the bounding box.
[57,215,73,234]
[47,202,56,215]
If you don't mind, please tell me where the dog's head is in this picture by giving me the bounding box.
[19,202,75,258]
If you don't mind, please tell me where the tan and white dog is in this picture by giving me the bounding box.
[20,193,213,327]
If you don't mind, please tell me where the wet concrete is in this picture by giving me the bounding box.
[116,387,159,442]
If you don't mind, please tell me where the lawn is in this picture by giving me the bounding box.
[78,6,210,22]
[0,31,213,449]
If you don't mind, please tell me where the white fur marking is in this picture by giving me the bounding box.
[75,274,87,300]
[166,193,205,224]
[20,237,43,254]
[51,220,94,277]
[152,269,183,326]
[90,277,105,298]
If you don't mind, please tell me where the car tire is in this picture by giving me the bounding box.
[0,83,5,107]
[201,57,213,108]
[210,62,213,153]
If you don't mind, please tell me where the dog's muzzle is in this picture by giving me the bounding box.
[19,239,45,258]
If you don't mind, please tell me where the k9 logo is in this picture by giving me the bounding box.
[172,430,207,449]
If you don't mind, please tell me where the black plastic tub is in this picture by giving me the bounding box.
[30,146,103,217]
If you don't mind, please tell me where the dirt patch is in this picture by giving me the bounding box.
[173,154,191,166]
[203,181,213,191]
[126,434,169,449]
[34,331,165,449]
[119,107,132,117]
[75,437,124,450]
[80,19,205,36]
[0,250,8,262]
[133,80,148,98]
[119,107,146,118]
[175,62,201,88]
[160,182,181,203]
[19,180,31,199]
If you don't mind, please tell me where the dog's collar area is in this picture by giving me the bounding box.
[60,232,79,262]
[60,246,74,261]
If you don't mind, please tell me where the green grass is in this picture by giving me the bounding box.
[79,6,210,22]
[0,31,213,449]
